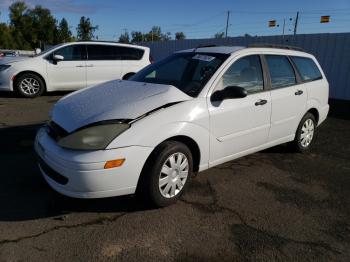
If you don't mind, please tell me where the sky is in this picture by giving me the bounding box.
[0,0,349,40]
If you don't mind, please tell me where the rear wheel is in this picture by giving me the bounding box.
[289,112,316,152]
[139,141,193,207]
[15,73,45,98]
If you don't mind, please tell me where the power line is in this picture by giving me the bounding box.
[163,11,225,31]
[227,7,350,14]
[116,8,350,40]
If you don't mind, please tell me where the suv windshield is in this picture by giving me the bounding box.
[35,44,65,57]
[130,52,229,97]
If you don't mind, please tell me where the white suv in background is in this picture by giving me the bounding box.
[35,45,329,207]
[0,41,151,97]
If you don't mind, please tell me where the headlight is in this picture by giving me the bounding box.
[58,123,130,150]
[0,65,11,72]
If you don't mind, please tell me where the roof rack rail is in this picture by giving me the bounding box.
[248,44,304,52]
[196,44,218,48]
[76,40,116,43]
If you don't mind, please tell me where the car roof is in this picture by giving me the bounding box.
[68,41,149,50]
[177,45,311,57]
[177,46,245,54]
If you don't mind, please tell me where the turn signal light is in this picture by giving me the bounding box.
[104,159,125,169]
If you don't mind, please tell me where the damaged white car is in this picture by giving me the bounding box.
[35,45,329,206]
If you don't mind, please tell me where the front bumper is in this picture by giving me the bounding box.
[0,70,12,91]
[34,127,153,198]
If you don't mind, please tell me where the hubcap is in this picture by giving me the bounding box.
[20,78,40,95]
[300,119,314,147]
[158,152,189,198]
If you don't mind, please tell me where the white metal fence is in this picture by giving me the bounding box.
[0,49,34,56]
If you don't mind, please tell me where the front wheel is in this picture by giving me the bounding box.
[289,112,316,152]
[15,73,45,98]
[139,141,193,207]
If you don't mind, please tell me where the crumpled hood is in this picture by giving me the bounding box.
[52,80,192,132]
[0,56,31,64]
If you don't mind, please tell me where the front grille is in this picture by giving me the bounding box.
[47,121,68,142]
[38,157,69,185]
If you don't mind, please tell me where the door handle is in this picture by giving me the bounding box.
[255,99,267,106]
[295,90,303,96]
[86,64,94,67]
[76,65,84,67]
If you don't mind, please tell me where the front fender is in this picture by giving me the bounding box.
[107,121,210,170]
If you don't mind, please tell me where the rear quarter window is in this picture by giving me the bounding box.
[119,47,144,60]
[291,56,322,82]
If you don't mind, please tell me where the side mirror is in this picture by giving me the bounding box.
[211,86,248,102]
[53,54,64,61]
[35,48,42,55]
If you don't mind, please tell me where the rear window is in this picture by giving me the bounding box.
[265,55,296,89]
[291,56,322,82]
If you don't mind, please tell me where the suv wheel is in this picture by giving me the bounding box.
[15,73,45,98]
[290,112,316,152]
[139,141,193,207]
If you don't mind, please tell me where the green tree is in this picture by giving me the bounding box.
[161,32,172,41]
[56,18,72,43]
[144,26,171,42]
[9,1,27,28]
[175,32,186,40]
[76,16,98,41]
[118,31,130,43]
[9,1,31,49]
[8,2,58,49]
[131,31,143,43]
[214,32,225,39]
[0,23,15,49]
[28,5,57,48]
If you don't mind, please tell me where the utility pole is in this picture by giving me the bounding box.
[282,18,285,37]
[225,10,230,38]
[293,11,299,35]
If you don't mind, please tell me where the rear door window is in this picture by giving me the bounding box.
[291,56,322,82]
[87,45,120,60]
[265,55,296,89]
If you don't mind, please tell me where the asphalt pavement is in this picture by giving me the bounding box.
[0,92,349,261]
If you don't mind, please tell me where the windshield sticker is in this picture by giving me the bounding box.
[192,54,215,62]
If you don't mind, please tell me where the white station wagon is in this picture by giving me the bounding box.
[0,41,150,97]
[35,45,329,207]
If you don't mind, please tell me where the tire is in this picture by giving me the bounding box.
[15,73,45,98]
[122,73,135,80]
[289,112,316,153]
[138,141,193,207]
